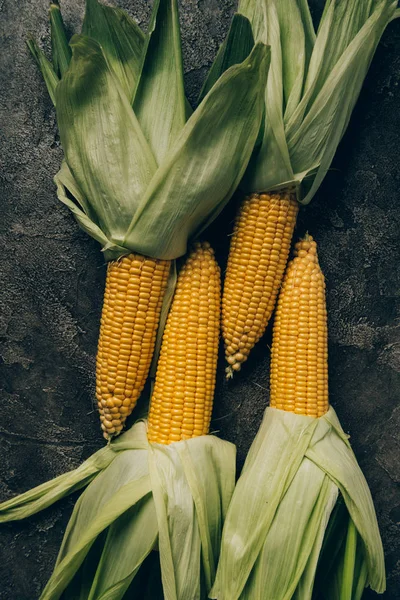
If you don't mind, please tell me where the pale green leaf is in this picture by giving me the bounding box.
[198,14,254,103]
[290,0,398,204]
[82,0,145,102]
[149,434,236,600]
[305,0,379,107]
[149,446,202,600]
[50,2,71,77]
[296,0,315,64]
[210,410,320,600]
[0,446,113,523]
[40,476,152,600]
[123,43,271,259]
[27,38,59,106]
[241,469,337,600]
[211,407,385,599]
[0,422,148,524]
[176,437,236,588]
[87,499,158,600]
[133,0,186,164]
[306,412,386,592]
[54,168,127,261]
[274,0,306,120]
[55,35,157,246]
[240,0,396,200]
[240,0,294,194]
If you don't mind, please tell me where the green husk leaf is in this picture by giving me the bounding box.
[55,35,157,247]
[274,0,307,123]
[27,38,59,105]
[41,477,152,599]
[62,533,108,600]
[133,0,186,165]
[239,0,397,201]
[210,407,385,600]
[0,422,147,524]
[86,495,158,599]
[198,14,255,103]
[340,519,358,600]
[148,434,236,600]
[26,421,235,600]
[0,446,113,523]
[304,0,379,107]
[123,43,271,260]
[54,166,128,261]
[240,0,294,194]
[82,0,145,102]
[289,0,398,204]
[50,2,71,77]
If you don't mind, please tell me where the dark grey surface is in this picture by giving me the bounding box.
[0,0,399,598]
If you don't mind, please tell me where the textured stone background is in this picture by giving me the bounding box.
[0,0,399,598]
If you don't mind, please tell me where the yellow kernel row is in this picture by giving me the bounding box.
[147,242,221,444]
[222,191,298,377]
[96,253,170,439]
[269,236,329,417]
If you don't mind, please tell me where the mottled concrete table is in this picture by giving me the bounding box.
[0,0,399,598]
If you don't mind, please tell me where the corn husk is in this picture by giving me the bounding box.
[28,0,270,260]
[198,14,255,103]
[237,0,398,203]
[210,407,385,600]
[0,421,235,600]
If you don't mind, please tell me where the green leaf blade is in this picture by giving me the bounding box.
[124,43,271,260]
[27,38,59,106]
[211,407,385,599]
[50,2,71,77]
[82,0,146,102]
[133,0,186,165]
[55,35,157,246]
[198,14,255,103]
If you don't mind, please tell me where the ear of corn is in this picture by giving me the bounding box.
[222,190,298,376]
[97,254,170,439]
[0,244,235,600]
[211,236,385,600]
[147,242,220,444]
[270,235,328,417]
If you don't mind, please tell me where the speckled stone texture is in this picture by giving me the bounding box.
[0,0,399,598]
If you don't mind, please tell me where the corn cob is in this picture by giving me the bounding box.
[147,242,220,444]
[270,235,328,417]
[222,190,298,377]
[96,253,170,439]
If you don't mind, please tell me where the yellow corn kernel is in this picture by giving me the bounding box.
[222,191,298,377]
[96,253,170,440]
[147,242,221,445]
[270,235,329,417]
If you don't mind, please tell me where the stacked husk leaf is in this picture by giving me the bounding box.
[1,421,235,599]
[210,408,385,599]
[0,1,273,598]
[237,0,399,203]
[30,0,270,261]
